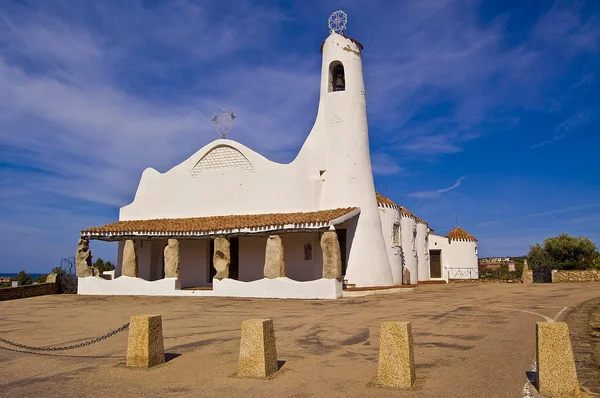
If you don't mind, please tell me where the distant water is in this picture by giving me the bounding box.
[0,273,46,280]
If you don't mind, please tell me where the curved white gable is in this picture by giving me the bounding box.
[120,139,321,220]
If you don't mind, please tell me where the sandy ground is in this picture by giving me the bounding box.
[1,282,599,398]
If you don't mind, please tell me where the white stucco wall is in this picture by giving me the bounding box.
[78,276,342,299]
[237,233,324,282]
[379,206,403,285]
[428,234,478,280]
[416,223,430,282]
[282,232,323,282]
[400,216,418,284]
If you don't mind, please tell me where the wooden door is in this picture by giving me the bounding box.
[429,250,442,278]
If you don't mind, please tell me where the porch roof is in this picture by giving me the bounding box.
[81,207,360,241]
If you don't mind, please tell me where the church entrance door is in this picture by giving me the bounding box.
[429,250,442,278]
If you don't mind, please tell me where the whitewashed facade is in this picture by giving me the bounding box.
[78,24,478,298]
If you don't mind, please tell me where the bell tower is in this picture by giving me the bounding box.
[298,11,393,287]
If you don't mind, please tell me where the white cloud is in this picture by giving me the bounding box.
[406,176,467,199]
[531,111,592,148]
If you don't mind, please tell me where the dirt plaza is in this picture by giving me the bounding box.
[1,283,599,398]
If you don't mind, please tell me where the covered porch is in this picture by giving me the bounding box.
[77,208,359,299]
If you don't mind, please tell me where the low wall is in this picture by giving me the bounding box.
[552,270,600,283]
[0,281,60,301]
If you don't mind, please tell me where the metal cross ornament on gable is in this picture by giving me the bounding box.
[211,108,237,139]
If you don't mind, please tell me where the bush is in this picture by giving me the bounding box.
[528,233,598,270]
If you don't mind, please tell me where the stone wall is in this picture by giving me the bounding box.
[0,281,61,301]
[552,270,600,283]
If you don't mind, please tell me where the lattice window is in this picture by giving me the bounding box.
[393,223,400,246]
[304,244,312,261]
[191,145,255,177]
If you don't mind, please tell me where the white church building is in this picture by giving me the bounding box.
[77,13,478,299]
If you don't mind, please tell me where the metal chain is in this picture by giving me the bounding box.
[0,322,129,352]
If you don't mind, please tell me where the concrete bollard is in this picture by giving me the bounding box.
[376,322,416,389]
[536,322,580,397]
[237,319,278,378]
[126,315,165,368]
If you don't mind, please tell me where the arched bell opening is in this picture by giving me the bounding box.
[329,61,345,92]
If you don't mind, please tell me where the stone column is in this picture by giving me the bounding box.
[126,315,165,368]
[402,268,411,285]
[264,235,285,278]
[122,239,139,277]
[522,259,532,284]
[76,238,98,277]
[163,239,180,278]
[237,319,278,378]
[321,231,341,279]
[213,237,231,280]
[376,321,416,389]
[536,322,580,397]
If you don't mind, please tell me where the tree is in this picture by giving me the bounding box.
[16,270,33,286]
[528,233,598,270]
[92,258,115,275]
[34,275,47,284]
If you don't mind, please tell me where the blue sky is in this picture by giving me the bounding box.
[1,0,599,273]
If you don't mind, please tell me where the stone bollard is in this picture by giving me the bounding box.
[536,322,580,397]
[126,315,165,369]
[237,319,278,378]
[376,322,416,389]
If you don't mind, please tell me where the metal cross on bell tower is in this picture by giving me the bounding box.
[210,108,237,139]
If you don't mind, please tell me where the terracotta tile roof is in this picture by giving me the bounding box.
[446,226,477,242]
[375,192,430,224]
[81,208,359,238]
[399,206,416,219]
[414,216,429,226]
[376,193,399,209]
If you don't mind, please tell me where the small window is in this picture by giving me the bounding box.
[304,244,312,261]
[393,223,400,246]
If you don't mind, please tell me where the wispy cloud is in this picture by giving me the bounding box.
[531,111,592,148]
[406,176,467,199]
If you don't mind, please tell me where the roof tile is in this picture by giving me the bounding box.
[81,208,358,237]
[446,226,477,242]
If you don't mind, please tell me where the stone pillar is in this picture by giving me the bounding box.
[321,231,342,279]
[213,237,231,280]
[122,239,139,277]
[163,239,180,278]
[402,268,411,285]
[76,238,98,277]
[376,321,416,389]
[238,319,278,378]
[264,235,285,279]
[536,322,580,397]
[522,259,532,284]
[126,315,165,368]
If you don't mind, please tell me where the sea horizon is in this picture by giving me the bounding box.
[0,273,47,279]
